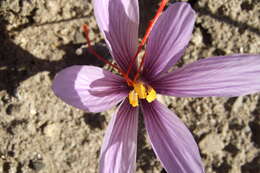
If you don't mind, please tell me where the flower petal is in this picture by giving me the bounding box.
[99,99,138,173]
[93,0,139,71]
[143,2,195,78]
[152,54,260,97]
[141,100,204,173]
[52,65,128,113]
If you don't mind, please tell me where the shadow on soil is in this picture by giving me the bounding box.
[0,19,109,96]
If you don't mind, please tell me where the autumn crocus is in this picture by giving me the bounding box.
[52,0,260,172]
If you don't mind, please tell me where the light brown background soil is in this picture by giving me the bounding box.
[0,0,260,172]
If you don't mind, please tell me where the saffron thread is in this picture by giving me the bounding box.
[126,0,169,77]
[83,24,134,85]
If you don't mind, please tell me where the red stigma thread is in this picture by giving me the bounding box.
[83,24,134,85]
[127,0,169,78]
[83,25,121,72]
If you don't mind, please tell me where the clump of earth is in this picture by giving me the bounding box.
[0,0,259,172]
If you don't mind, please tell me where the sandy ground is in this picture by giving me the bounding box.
[0,0,260,172]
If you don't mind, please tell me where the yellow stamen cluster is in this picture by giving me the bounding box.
[128,82,157,107]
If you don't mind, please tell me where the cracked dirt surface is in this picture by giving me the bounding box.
[0,0,260,172]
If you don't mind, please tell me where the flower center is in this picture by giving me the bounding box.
[128,81,157,107]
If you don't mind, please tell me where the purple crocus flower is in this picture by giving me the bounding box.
[52,0,260,173]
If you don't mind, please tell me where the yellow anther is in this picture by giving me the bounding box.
[133,82,147,99]
[129,90,139,107]
[128,82,157,107]
[146,86,157,103]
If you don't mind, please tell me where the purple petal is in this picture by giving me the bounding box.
[99,99,138,173]
[52,65,128,113]
[141,100,204,173]
[143,2,195,79]
[93,0,139,71]
[152,54,260,97]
